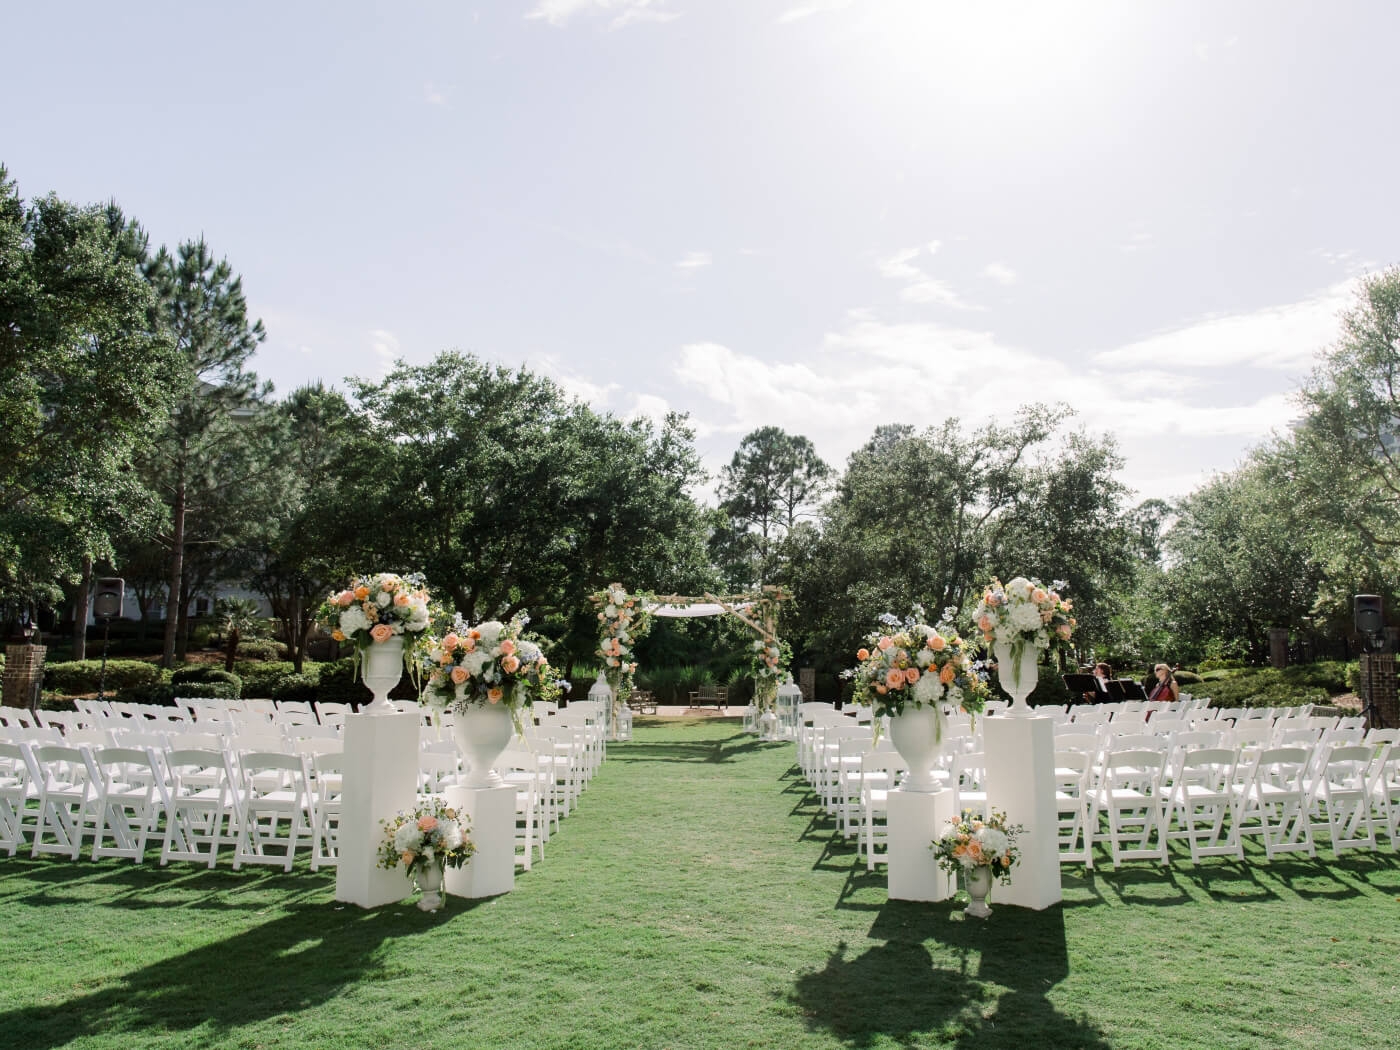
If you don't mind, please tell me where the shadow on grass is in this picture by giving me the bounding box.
[608,731,777,764]
[791,901,1109,1049]
[0,900,461,1047]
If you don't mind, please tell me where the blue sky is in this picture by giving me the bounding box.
[5,0,1397,502]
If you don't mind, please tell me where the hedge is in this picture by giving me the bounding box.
[44,660,163,694]
[171,666,243,697]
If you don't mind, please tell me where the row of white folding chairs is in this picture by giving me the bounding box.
[1051,740,1399,870]
[0,738,343,872]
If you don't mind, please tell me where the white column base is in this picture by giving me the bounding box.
[443,784,516,899]
[334,711,421,908]
[887,787,957,901]
[983,715,1062,910]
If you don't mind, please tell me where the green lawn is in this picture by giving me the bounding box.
[1,719,1397,1048]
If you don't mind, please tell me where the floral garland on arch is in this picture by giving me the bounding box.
[971,577,1075,692]
[845,612,989,740]
[422,613,561,735]
[316,571,433,683]
[748,635,791,713]
[590,583,652,705]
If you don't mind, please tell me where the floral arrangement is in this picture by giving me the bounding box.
[591,583,652,699]
[318,572,432,650]
[845,612,989,725]
[422,613,560,716]
[931,808,1023,885]
[971,576,1075,665]
[748,635,791,712]
[378,797,474,878]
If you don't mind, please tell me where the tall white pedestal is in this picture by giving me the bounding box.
[984,715,1061,910]
[887,788,957,902]
[443,784,515,899]
[334,711,420,908]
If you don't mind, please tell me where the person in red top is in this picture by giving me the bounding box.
[1148,663,1179,703]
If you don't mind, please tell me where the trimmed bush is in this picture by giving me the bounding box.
[272,673,322,704]
[1196,662,1350,709]
[171,666,243,697]
[237,661,300,698]
[43,659,163,694]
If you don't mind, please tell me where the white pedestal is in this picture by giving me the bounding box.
[443,784,515,899]
[984,715,1062,910]
[887,787,957,902]
[334,711,421,908]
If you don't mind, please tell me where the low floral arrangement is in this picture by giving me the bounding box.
[971,576,1075,665]
[422,613,561,717]
[931,808,1023,885]
[845,612,989,727]
[591,582,652,701]
[378,798,474,878]
[749,635,791,712]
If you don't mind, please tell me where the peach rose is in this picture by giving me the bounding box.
[940,663,956,684]
[885,668,905,689]
[875,684,888,695]
[370,623,394,643]
[400,850,416,866]
[1032,588,1047,603]
[442,632,460,650]
[331,629,346,642]
[978,616,994,632]
[394,592,411,607]
[463,638,476,652]
[487,687,504,703]
[450,667,469,684]
[1057,623,1072,640]
[928,634,946,651]
[877,636,893,651]
[416,815,438,832]
[904,667,920,684]
[337,590,355,607]
[501,654,520,674]
[354,585,370,600]
[499,639,516,656]
[856,648,870,661]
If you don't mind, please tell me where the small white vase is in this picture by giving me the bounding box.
[416,861,445,912]
[964,864,993,919]
[887,705,945,793]
[453,703,515,788]
[993,639,1040,717]
[361,635,406,715]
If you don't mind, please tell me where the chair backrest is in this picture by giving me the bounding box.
[1171,746,1236,791]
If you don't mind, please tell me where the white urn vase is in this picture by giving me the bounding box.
[887,704,945,793]
[452,703,515,788]
[993,639,1040,717]
[361,635,406,715]
[963,864,993,919]
[415,861,446,912]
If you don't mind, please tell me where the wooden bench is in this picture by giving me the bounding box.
[627,690,657,715]
[687,683,728,711]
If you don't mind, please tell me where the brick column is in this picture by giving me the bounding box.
[1358,652,1398,731]
[1268,628,1289,669]
[799,667,815,701]
[3,644,46,709]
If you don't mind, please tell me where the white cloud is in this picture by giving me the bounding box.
[628,393,672,423]
[423,83,447,106]
[1092,279,1356,371]
[675,250,712,271]
[526,0,678,29]
[370,329,401,371]
[777,0,853,24]
[981,262,1017,285]
[878,245,980,310]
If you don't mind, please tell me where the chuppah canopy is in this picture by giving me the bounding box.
[646,601,751,619]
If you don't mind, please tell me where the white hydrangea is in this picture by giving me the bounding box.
[339,606,369,635]
[1005,577,1034,599]
[393,823,421,853]
[476,621,504,646]
[517,641,541,665]
[461,649,489,677]
[1010,602,1043,632]
[440,821,463,851]
[376,591,392,607]
[913,674,945,705]
[976,826,1009,856]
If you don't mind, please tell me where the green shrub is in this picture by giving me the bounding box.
[171,666,243,697]
[1173,669,1202,685]
[1197,657,1248,673]
[236,639,283,661]
[272,673,322,704]
[43,659,163,694]
[237,660,301,698]
[1196,664,1343,709]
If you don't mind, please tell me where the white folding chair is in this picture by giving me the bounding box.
[857,750,903,872]
[1054,749,1093,867]
[0,741,41,856]
[90,746,164,862]
[30,744,100,860]
[1091,749,1169,868]
[160,748,235,868]
[309,750,344,871]
[1308,743,1377,854]
[1233,747,1316,860]
[230,751,313,872]
[1164,747,1243,864]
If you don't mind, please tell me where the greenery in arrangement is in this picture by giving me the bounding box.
[0,720,1395,1050]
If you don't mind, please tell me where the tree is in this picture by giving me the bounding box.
[0,168,178,623]
[141,238,268,666]
[716,426,832,587]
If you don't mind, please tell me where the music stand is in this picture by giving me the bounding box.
[1116,680,1149,701]
[1062,674,1101,705]
[1102,679,1127,701]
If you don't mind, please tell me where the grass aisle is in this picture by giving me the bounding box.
[1,719,1398,1049]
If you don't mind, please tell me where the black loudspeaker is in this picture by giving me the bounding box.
[1354,594,1384,636]
[93,578,125,620]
